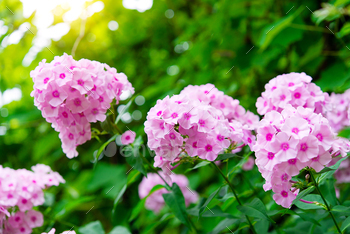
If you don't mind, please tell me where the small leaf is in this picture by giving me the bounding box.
[317,157,348,184]
[198,186,222,216]
[163,183,191,227]
[112,184,127,217]
[294,194,326,210]
[259,6,304,51]
[186,161,210,173]
[341,216,350,232]
[292,186,315,205]
[215,153,238,161]
[79,221,105,234]
[115,98,134,124]
[319,178,337,206]
[336,22,350,38]
[289,210,321,226]
[331,205,350,215]
[127,170,141,186]
[237,198,275,223]
[125,152,147,176]
[207,218,239,234]
[109,226,131,234]
[95,134,118,165]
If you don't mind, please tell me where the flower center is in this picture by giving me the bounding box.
[266,133,273,141]
[300,143,308,151]
[281,173,289,181]
[217,135,224,141]
[157,111,162,116]
[98,96,104,102]
[294,92,301,99]
[68,133,74,140]
[77,79,84,86]
[22,199,27,204]
[92,108,98,115]
[281,142,289,151]
[62,112,68,118]
[169,133,176,139]
[280,95,286,101]
[288,159,296,165]
[288,82,294,87]
[205,144,212,152]
[59,73,66,79]
[31,216,37,222]
[171,112,178,119]
[267,152,275,160]
[184,113,191,120]
[126,136,130,140]
[74,98,81,106]
[220,103,225,108]
[281,190,288,198]
[316,133,323,142]
[292,128,299,134]
[52,90,60,97]
[199,119,205,127]
[43,77,50,84]
[192,142,197,148]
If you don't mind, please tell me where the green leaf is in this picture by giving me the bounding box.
[289,210,321,226]
[334,0,350,6]
[129,184,165,221]
[331,205,350,215]
[207,218,238,234]
[87,163,127,198]
[319,178,337,206]
[125,152,147,176]
[198,186,222,216]
[115,98,134,124]
[95,134,118,164]
[336,23,350,38]
[163,183,191,227]
[294,194,326,210]
[109,226,131,234]
[215,153,238,161]
[316,63,350,92]
[317,157,348,184]
[112,184,127,217]
[186,161,210,172]
[259,6,303,51]
[292,186,315,205]
[79,221,105,234]
[237,198,275,223]
[341,216,350,232]
[127,170,141,186]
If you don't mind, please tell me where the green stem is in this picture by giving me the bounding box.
[309,171,341,233]
[211,162,257,234]
[140,153,171,190]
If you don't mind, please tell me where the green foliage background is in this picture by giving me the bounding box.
[1,0,350,233]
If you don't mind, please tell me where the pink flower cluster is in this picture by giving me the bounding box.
[0,164,65,233]
[253,105,350,208]
[326,90,350,132]
[42,228,76,234]
[256,72,330,116]
[138,172,198,213]
[30,53,134,158]
[145,84,258,173]
[1,209,43,234]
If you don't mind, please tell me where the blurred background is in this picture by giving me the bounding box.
[1,0,350,233]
